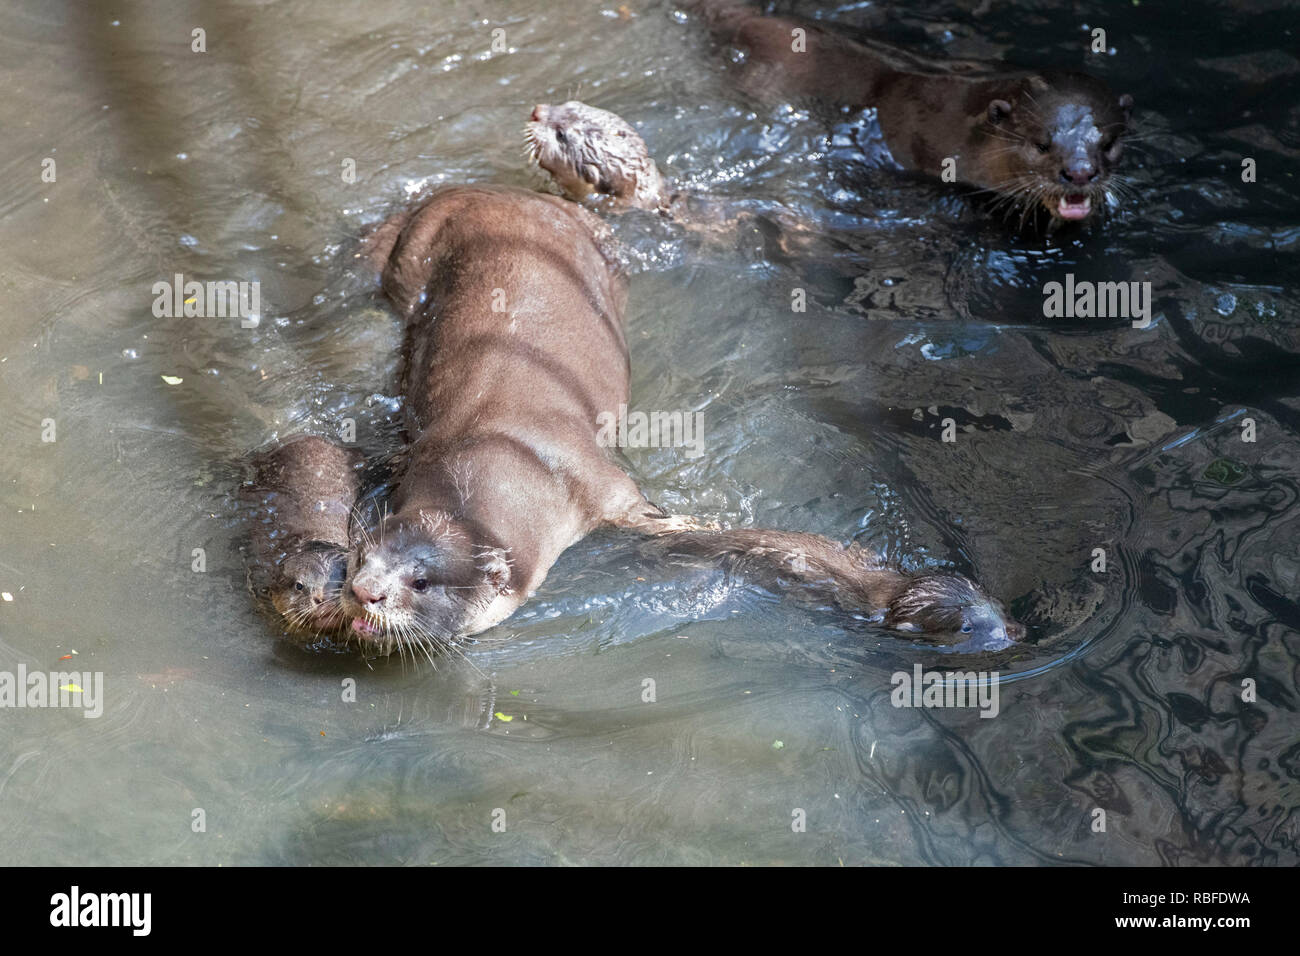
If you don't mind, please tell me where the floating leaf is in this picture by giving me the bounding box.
[1203,457,1247,485]
[59,683,83,694]
[494,712,514,722]
[161,375,183,386]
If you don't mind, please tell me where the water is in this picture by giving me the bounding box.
[0,0,1297,865]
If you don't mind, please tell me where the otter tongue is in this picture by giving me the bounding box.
[1058,193,1092,220]
[352,617,380,636]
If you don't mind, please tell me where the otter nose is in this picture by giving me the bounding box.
[1061,164,1096,185]
[1005,620,1026,641]
[351,582,385,607]
[530,104,545,123]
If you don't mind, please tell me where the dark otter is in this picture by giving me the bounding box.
[349,184,1019,657]
[245,435,364,635]
[643,528,1022,650]
[690,0,1134,224]
[346,184,715,659]
[526,101,672,212]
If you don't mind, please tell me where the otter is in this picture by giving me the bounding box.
[525,99,821,258]
[689,0,1134,224]
[526,101,672,212]
[346,184,714,659]
[245,435,364,635]
[349,184,1020,658]
[642,528,1022,650]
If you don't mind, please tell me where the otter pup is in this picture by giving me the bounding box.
[245,435,364,635]
[643,528,1022,650]
[526,101,672,212]
[689,0,1134,224]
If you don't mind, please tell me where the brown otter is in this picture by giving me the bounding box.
[245,435,364,635]
[525,101,672,212]
[348,184,1020,657]
[689,0,1134,224]
[346,184,716,660]
[643,528,1022,650]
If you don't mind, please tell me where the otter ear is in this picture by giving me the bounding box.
[1118,93,1134,119]
[477,547,512,594]
[987,99,1013,124]
[581,163,604,187]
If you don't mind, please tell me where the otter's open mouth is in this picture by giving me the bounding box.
[1055,192,1092,220]
[351,616,382,639]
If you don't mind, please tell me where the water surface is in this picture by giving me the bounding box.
[0,0,1297,865]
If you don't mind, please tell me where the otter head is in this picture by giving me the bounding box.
[341,511,513,656]
[270,545,349,634]
[525,100,668,211]
[882,573,1024,651]
[985,74,1133,223]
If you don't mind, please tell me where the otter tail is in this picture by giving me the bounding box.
[641,527,904,615]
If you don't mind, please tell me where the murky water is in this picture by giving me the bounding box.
[1,0,1297,865]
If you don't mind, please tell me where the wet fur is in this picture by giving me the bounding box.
[245,435,364,635]
[525,101,670,211]
[645,528,1021,646]
[347,185,709,660]
[691,0,1134,225]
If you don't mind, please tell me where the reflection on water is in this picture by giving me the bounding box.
[0,0,1297,865]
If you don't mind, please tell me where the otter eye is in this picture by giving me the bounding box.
[412,578,429,592]
[961,621,973,633]
[294,581,305,592]
[554,129,567,145]
[1035,142,1051,154]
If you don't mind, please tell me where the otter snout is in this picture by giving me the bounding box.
[530,104,548,123]
[350,580,386,607]
[1060,162,1097,185]
[961,603,1024,651]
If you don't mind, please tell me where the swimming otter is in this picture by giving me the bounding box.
[346,184,715,659]
[525,99,821,259]
[348,184,1018,657]
[526,101,672,212]
[643,528,1022,650]
[245,435,364,635]
[689,0,1134,224]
